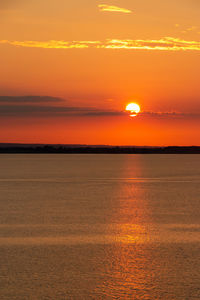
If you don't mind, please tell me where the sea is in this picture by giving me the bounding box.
[0,154,199,299]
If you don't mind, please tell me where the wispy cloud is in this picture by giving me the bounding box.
[186,26,198,32]
[100,37,200,51]
[175,24,199,34]
[0,40,96,49]
[181,26,198,34]
[98,4,132,14]
[1,37,200,51]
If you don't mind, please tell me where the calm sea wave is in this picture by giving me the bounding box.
[0,154,200,299]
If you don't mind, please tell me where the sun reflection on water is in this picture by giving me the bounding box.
[115,224,150,244]
[95,155,154,298]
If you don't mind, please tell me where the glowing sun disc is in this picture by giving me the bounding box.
[126,103,141,114]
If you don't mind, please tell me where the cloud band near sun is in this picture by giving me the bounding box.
[1,37,200,51]
[98,4,132,14]
[0,96,199,119]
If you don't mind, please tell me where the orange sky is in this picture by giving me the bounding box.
[0,0,200,145]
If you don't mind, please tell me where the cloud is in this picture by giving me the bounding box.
[0,96,199,119]
[0,96,123,117]
[101,37,200,51]
[181,26,198,34]
[186,26,198,31]
[0,104,123,117]
[98,4,132,14]
[140,111,200,119]
[0,40,93,49]
[1,37,200,51]
[0,96,63,103]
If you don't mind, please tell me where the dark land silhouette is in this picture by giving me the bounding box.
[0,144,200,154]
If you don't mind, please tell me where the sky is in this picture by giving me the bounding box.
[0,0,200,145]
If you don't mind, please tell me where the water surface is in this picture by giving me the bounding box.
[0,154,200,299]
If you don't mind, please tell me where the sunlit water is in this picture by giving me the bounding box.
[0,154,200,299]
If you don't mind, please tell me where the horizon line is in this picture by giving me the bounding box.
[0,143,199,148]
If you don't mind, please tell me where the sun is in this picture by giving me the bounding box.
[125,103,141,117]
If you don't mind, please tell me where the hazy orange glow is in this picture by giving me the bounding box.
[0,0,199,145]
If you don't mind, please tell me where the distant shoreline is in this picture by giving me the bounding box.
[0,144,200,154]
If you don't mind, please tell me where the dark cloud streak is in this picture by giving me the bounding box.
[0,95,64,103]
[0,104,124,117]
